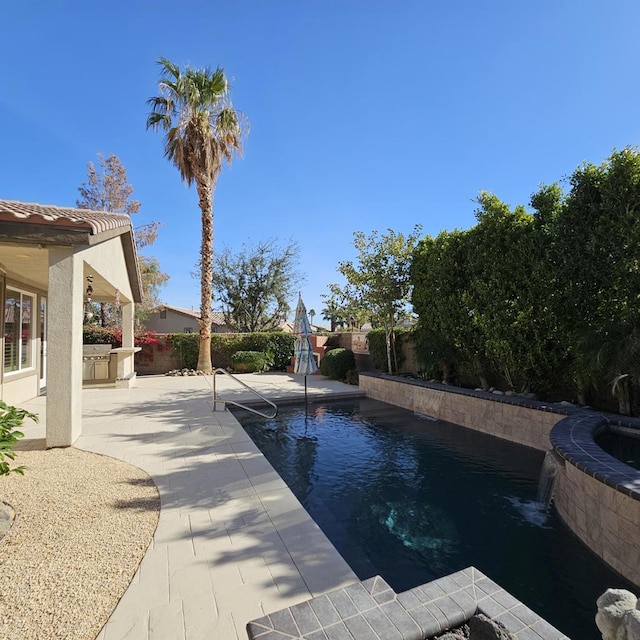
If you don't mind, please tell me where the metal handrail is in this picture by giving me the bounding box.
[211,368,278,419]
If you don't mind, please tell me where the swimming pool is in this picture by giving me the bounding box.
[235,397,634,640]
[596,428,640,471]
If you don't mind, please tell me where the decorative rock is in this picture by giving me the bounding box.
[625,610,640,640]
[492,390,504,396]
[438,630,468,640]
[596,589,639,640]
[165,368,210,377]
[0,501,15,540]
[468,614,515,640]
[505,390,517,398]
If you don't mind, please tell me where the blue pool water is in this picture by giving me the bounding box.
[236,397,635,640]
[597,429,640,471]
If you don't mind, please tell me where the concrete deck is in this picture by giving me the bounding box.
[18,373,364,640]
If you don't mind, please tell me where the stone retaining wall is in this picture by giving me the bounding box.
[551,412,640,588]
[359,373,566,451]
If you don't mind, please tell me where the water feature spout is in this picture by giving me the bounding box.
[536,450,564,511]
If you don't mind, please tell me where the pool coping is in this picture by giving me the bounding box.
[550,411,640,502]
[246,567,570,640]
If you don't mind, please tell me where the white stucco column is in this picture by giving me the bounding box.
[112,300,140,388]
[122,301,134,349]
[47,247,83,447]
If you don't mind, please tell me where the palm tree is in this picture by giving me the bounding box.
[146,57,247,372]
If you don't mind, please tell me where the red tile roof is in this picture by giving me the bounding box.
[0,199,132,235]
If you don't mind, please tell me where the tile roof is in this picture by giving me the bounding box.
[0,199,132,235]
[161,305,228,326]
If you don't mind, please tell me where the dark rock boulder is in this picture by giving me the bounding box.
[468,614,516,640]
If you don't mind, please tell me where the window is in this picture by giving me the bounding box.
[160,309,167,319]
[4,288,35,373]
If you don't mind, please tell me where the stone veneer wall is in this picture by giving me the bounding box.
[359,373,566,451]
[551,412,640,588]
[554,463,640,586]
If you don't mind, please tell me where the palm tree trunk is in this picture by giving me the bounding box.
[196,178,215,373]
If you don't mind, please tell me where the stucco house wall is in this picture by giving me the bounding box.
[143,305,231,334]
[0,200,142,447]
[143,307,200,333]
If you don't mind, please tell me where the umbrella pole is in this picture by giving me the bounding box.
[304,375,308,406]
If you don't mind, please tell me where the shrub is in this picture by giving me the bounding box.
[231,351,270,373]
[168,333,199,369]
[83,324,121,347]
[210,333,294,370]
[135,331,295,372]
[0,401,38,476]
[320,348,356,381]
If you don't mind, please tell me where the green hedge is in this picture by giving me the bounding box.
[84,327,295,372]
[231,351,270,373]
[167,332,295,371]
[83,325,121,347]
[206,333,293,370]
[320,348,356,381]
[168,333,199,369]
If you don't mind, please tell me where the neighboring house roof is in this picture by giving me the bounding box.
[279,321,319,333]
[157,305,228,326]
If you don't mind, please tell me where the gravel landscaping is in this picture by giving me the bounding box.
[0,447,160,640]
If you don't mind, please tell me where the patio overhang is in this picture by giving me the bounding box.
[0,200,144,447]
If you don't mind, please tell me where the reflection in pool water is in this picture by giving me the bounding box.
[235,397,634,640]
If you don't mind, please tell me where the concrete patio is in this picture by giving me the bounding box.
[18,373,364,640]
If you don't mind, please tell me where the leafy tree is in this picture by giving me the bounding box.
[464,192,557,392]
[78,153,141,215]
[211,238,303,332]
[321,283,364,331]
[547,147,640,412]
[147,57,247,372]
[412,229,484,384]
[77,153,168,321]
[338,226,422,373]
[139,257,170,314]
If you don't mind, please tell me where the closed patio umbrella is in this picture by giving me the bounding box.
[293,295,318,404]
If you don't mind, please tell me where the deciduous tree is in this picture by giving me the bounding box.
[211,239,303,333]
[77,153,168,323]
[338,226,422,373]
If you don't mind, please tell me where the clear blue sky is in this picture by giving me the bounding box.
[2,1,639,324]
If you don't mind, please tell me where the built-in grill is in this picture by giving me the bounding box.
[82,344,113,381]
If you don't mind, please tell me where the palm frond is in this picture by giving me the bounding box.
[157,57,181,81]
[147,57,248,185]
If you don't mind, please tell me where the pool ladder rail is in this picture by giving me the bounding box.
[211,368,278,419]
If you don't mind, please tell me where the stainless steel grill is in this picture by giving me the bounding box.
[82,344,113,381]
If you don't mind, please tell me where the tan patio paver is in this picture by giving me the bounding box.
[54,373,363,640]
